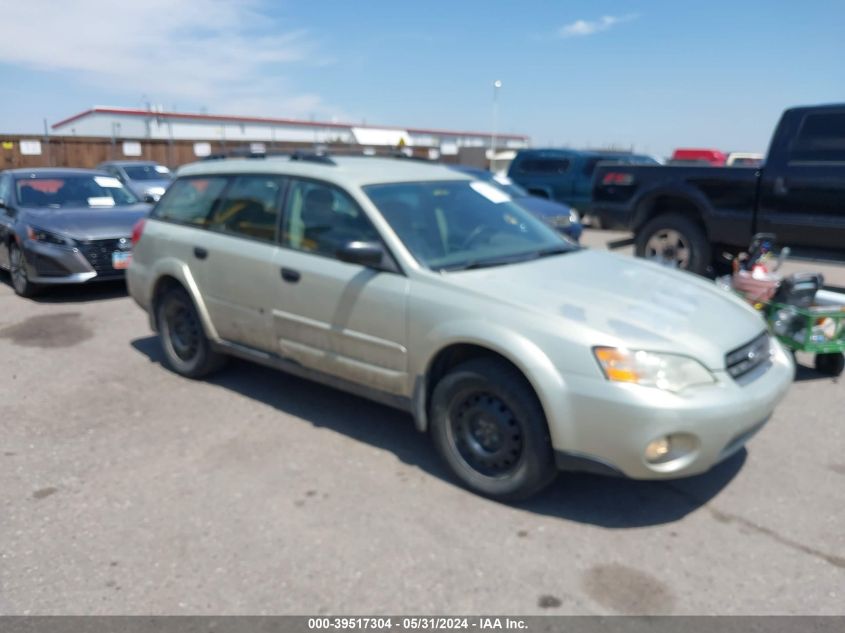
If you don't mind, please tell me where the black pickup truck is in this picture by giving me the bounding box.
[592,104,845,274]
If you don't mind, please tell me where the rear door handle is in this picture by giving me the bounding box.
[773,177,789,196]
[193,247,208,260]
[281,267,300,283]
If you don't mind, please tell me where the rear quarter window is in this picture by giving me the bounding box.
[153,177,228,225]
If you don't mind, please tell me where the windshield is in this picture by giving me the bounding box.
[15,175,140,208]
[123,164,172,181]
[364,180,575,271]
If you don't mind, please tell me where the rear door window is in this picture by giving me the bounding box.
[153,177,228,226]
[790,112,845,162]
[206,175,286,242]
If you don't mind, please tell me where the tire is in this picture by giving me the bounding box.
[814,353,844,377]
[429,358,557,501]
[635,213,711,276]
[8,242,38,298]
[155,286,227,378]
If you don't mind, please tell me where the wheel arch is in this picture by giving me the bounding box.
[148,261,219,341]
[412,330,565,442]
[632,187,710,235]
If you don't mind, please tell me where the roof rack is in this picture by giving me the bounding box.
[288,150,337,165]
[201,147,287,161]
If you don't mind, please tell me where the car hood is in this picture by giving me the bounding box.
[445,249,764,370]
[22,205,151,241]
[515,195,574,220]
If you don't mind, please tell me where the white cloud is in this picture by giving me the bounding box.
[0,0,343,119]
[559,14,638,38]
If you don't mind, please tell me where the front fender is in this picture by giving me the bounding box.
[412,320,576,451]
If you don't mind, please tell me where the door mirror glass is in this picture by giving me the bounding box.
[336,240,385,267]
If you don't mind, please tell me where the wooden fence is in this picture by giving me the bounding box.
[0,134,460,170]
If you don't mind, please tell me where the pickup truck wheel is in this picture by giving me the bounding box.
[429,358,557,501]
[156,287,227,378]
[636,214,711,275]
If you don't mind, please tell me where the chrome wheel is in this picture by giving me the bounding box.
[644,229,690,268]
[9,244,29,295]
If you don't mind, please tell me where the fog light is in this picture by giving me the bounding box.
[645,436,671,463]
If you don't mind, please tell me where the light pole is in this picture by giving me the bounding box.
[491,80,502,170]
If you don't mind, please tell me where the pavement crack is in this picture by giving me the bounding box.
[662,482,845,570]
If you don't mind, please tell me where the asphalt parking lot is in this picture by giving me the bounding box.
[1,230,844,615]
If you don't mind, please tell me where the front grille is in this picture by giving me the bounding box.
[726,332,771,380]
[77,239,128,274]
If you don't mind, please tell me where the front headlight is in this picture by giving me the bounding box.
[569,208,580,224]
[593,347,715,392]
[26,226,74,247]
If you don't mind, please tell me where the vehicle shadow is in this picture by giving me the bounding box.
[0,272,128,303]
[131,335,746,528]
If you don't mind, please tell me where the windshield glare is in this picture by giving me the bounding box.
[123,165,172,181]
[365,180,574,271]
[15,175,140,208]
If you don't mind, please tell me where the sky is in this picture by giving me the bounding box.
[0,0,843,157]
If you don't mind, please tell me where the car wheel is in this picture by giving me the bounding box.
[635,214,711,275]
[429,358,557,501]
[814,352,844,377]
[155,286,227,378]
[8,242,38,297]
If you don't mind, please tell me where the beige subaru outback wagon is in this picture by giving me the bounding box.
[127,154,794,500]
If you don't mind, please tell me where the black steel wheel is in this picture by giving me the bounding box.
[155,286,227,378]
[430,358,557,500]
[449,392,524,478]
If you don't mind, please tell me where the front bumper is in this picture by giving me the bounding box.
[21,238,129,285]
[550,339,795,479]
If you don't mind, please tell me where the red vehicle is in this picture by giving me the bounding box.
[669,148,726,166]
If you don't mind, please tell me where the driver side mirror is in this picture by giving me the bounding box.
[336,241,385,268]
[142,193,158,204]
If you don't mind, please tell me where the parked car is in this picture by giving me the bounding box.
[449,165,582,242]
[726,152,764,167]
[507,149,658,222]
[96,160,173,202]
[0,168,150,296]
[668,148,726,166]
[128,155,793,500]
[592,104,845,274]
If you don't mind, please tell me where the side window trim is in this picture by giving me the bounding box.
[279,176,404,274]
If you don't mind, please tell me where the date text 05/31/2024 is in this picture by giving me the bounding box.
[307,617,528,630]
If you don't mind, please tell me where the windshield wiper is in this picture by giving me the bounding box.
[439,245,578,272]
[534,244,578,259]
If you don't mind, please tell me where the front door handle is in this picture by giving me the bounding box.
[773,177,789,196]
[281,267,300,283]
[193,247,208,260]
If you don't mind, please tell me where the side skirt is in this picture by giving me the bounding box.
[212,339,415,415]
